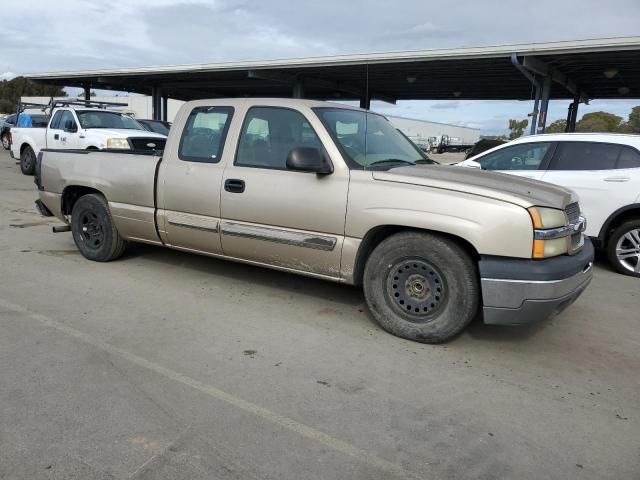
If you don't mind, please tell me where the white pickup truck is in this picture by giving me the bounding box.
[11,107,167,175]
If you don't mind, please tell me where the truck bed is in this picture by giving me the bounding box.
[11,126,46,157]
[39,149,162,244]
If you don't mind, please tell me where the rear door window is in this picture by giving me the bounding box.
[550,142,620,171]
[617,146,640,169]
[178,106,234,163]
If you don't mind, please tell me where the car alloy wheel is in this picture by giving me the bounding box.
[616,228,640,274]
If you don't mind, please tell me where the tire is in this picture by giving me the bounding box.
[363,231,479,343]
[71,194,128,262]
[1,133,9,150]
[606,220,640,277]
[20,146,36,175]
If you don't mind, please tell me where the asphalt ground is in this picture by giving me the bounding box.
[0,148,638,479]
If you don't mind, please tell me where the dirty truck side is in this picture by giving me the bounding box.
[35,98,594,343]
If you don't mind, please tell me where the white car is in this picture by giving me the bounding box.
[458,133,640,277]
[10,107,167,175]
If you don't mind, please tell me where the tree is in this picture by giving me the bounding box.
[575,111,623,133]
[482,135,508,141]
[545,119,567,133]
[508,118,528,139]
[625,106,640,133]
[0,76,66,113]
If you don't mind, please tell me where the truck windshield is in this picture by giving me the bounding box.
[76,110,145,130]
[314,108,431,169]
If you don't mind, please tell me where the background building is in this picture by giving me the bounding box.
[21,96,481,144]
[386,115,480,145]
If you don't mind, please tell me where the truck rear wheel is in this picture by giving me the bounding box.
[20,146,36,175]
[71,194,128,262]
[363,231,479,343]
[607,219,640,277]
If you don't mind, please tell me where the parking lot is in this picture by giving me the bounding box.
[0,147,638,479]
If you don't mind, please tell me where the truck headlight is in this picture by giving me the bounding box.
[528,207,567,229]
[528,207,570,259]
[106,138,131,149]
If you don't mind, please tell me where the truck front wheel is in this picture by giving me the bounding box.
[71,194,128,262]
[1,133,9,150]
[20,146,36,175]
[363,231,479,343]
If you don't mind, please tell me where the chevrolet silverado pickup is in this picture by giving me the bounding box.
[34,98,594,343]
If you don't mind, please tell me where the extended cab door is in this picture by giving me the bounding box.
[219,105,349,278]
[46,110,64,148]
[47,110,80,149]
[541,142,640,237]
[156,105,235,255]
[469,141,553,180]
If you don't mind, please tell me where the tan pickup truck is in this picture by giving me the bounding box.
[34,98,594,343]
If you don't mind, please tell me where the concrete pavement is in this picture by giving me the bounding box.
[0,149,638,479]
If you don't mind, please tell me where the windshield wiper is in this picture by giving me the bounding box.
[366,158,417,168]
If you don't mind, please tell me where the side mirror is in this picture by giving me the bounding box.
[286,147,333,174]
[64,120,77,133]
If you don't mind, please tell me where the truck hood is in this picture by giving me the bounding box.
[83,129,166,139]
[372,165,577,209]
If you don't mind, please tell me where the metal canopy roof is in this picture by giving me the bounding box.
[25,37,640,103]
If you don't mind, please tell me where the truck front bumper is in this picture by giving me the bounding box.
[479,239,594,325]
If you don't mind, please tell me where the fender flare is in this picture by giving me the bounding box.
[597,203,640,243]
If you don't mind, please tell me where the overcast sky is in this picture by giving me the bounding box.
[2,0,639,134]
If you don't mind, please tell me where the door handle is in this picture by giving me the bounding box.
[54,134,59,140]
[224,179,245,193]
[604,176,630,182]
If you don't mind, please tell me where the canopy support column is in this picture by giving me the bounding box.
[536,76,551,134]
[162,96,168,121]
[565,96,580,132]
[292,82,304,99]
[151,87,163,120]
[530,84,541,135]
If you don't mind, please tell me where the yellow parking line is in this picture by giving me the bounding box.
[0,298,421,480]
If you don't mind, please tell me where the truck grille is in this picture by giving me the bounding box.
[566,202,584,254]
[565,202,580,224]
[129,137,166,151]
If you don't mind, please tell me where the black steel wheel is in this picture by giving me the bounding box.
[385,258,447,319]
[363,231,479,343]
[20,146,36,175]
[71,194,128,262]
[77,210,105,251]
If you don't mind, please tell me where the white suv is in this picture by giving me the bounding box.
[458,133,640,277]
